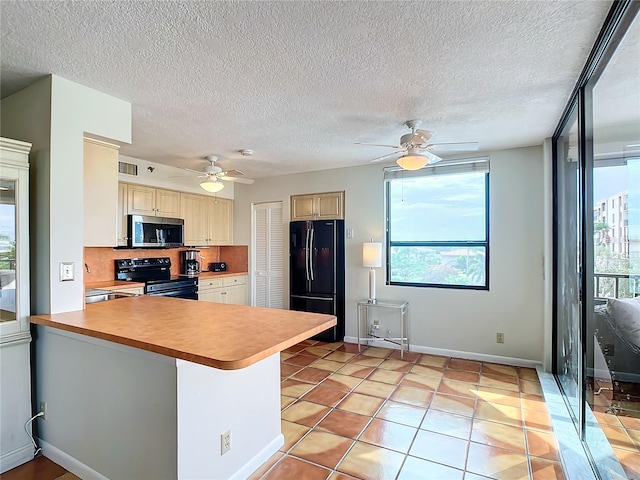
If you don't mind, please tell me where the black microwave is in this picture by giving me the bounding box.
[127,215,184,248]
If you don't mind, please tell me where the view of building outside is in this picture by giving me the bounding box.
[593,161,639,298]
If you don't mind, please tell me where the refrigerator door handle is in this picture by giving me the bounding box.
[304,228,309,281]
[309,228,315,281]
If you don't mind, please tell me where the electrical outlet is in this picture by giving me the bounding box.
[40,401,47,420]
[221,429,231,455]
[373,320,380,329]
[496,332,505,344]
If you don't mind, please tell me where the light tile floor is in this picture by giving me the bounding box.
[249,340,569,480]
[590,379,640,478]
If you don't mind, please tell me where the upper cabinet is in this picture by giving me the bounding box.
[117,183,128,246]
[84,138,119,247]
[116,184,234,247]
[181,194,233,246]
[210,197,233,245]
[291,191,344,221]
[127,184,181,218]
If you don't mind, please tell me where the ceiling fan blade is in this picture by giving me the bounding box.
[220,169,246,177]
[427,142,479,152]
[184,168,204,175]
[355,142,402,149]
[220,176,255,184]
[369,150,404,163]
[413,129,435,144]
[423,150,443,165]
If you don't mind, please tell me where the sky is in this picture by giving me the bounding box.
[389,172,486,241]
[593,164,635,201]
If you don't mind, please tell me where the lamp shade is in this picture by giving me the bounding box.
[363,242,382,268]
[397,153,428,171]
[200,179,224,193]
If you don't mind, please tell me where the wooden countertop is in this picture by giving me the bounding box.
[196,271,248,279]
[30,296,336,370]
[85,280,145,291]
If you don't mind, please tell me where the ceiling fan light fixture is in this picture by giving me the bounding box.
[397,153,428,171]
[200,179,224,193]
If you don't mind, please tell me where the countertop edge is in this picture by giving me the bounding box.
[85,271,249,290]
[30,313,336,370]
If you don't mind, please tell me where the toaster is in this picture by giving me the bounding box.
[210,262,227,272]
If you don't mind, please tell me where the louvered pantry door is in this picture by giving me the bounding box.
[252,201,284,308]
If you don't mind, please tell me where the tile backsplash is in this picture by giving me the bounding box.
[84,245,248,283]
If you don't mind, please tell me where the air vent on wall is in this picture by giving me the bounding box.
[118,161,138,176]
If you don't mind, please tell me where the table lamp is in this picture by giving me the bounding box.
[363,241,382,304]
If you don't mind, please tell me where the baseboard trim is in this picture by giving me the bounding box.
[40,434,284,480]
[343,336,541,368]
[229,434,284,480]
[38,439,108,480]
[0,444,33,474]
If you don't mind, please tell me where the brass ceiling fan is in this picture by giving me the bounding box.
[357,120,479,170]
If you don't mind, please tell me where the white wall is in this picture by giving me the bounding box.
[1,76,53,314]
[234,145,545,362]
[118,154,234,200]
[1,75,131,314]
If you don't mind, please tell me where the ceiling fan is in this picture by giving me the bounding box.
[185,155,255,193]
[357,120,479,170]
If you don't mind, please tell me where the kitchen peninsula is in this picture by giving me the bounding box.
[31,296,336,480]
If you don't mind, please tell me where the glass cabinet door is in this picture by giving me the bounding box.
[0,140,30,340]
[0,179,17,324]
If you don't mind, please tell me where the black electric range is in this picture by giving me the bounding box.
[115,257,198,300]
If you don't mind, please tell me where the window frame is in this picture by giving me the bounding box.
[385,166,490,291]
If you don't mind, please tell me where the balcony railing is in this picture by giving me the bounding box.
[594,273,639,299]
[0,259,15,270]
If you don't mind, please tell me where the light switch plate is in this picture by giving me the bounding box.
[346,228,354,238]
[60,262,74,281]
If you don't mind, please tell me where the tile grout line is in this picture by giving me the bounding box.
[275,343,560,480]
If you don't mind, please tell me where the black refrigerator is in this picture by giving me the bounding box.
[290,219,345,342]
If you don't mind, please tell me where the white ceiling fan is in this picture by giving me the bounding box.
[185,155,255,192]
[357,120,479,170]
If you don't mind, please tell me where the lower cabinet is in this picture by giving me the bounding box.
[198,275,247,305]
[114,286,145,296]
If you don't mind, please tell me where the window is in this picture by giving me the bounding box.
[385,158,489,289]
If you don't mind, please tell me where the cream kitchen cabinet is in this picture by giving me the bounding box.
[84,138,120,246]
[290,191,344,221]
[198,275,247,305]
[117,183,128,246]
[181,194,233,246]
[114,286,144,295]
[127,184,181,218]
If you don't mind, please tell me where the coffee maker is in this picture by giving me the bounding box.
[182,249,201,276]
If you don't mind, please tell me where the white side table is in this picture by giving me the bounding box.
[357,300,409,358]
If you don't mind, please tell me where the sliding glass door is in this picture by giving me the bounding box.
[586,9,640,470]
[553,1,639,477]
[554,113,583,428]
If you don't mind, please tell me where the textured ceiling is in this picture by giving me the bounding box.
[0,1,614,178]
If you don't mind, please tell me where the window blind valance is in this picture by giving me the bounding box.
[383,156,489,180]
